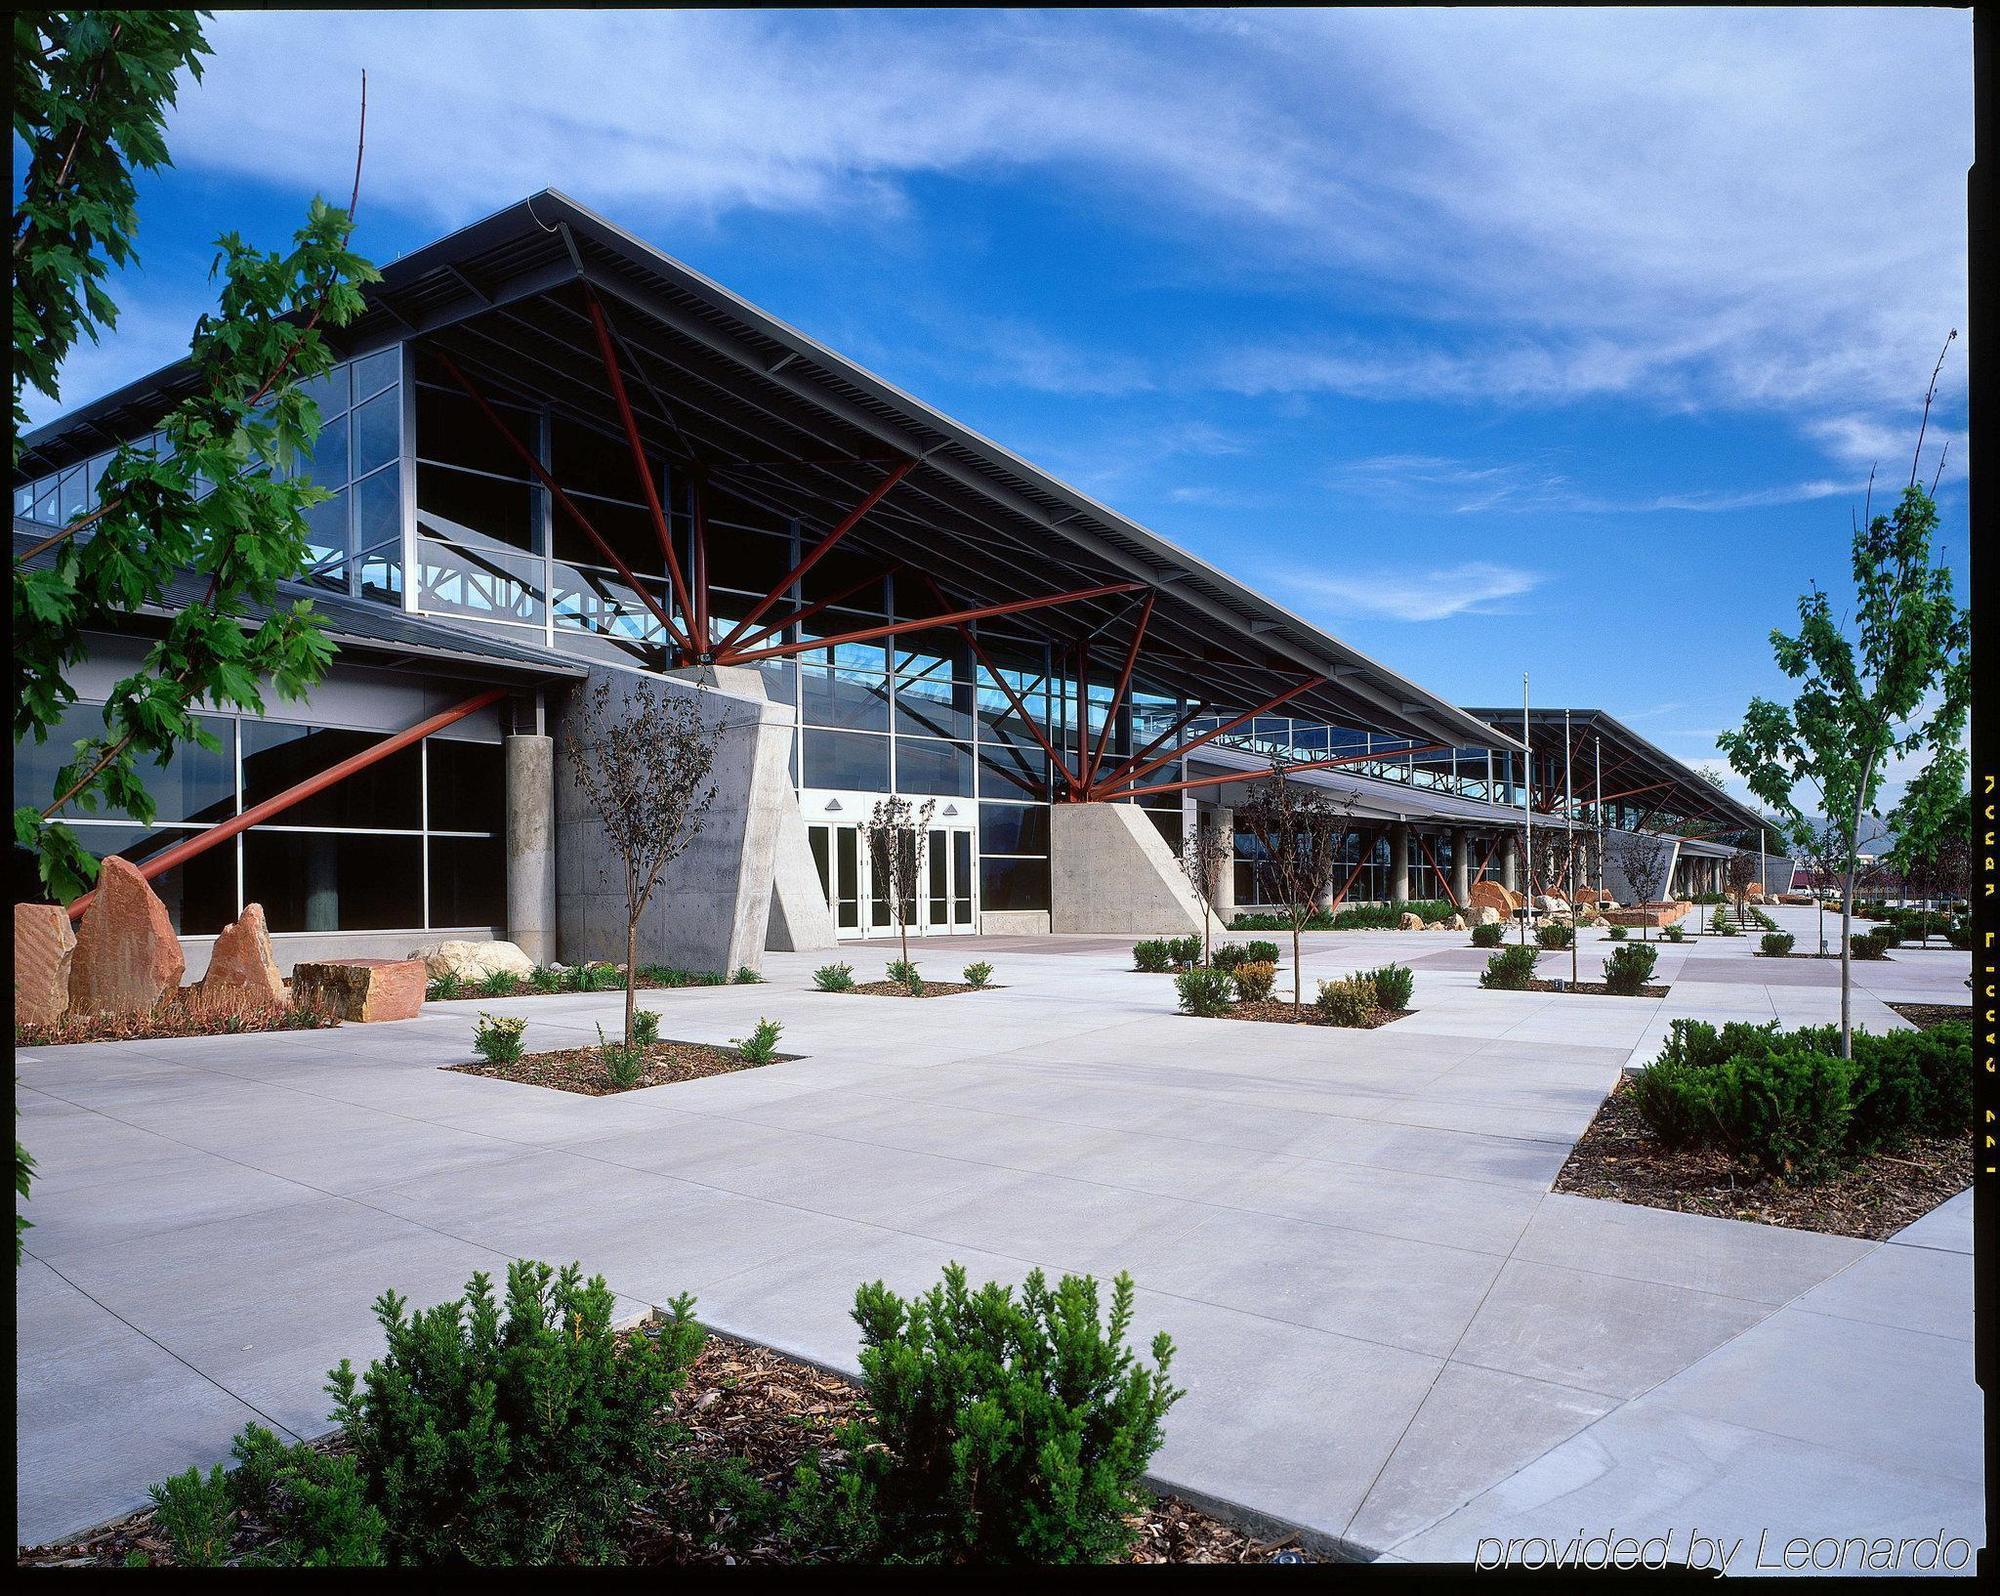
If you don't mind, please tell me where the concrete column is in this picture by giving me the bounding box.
[1450,827,1470,905]
[505,733,557,964]
[1208,805,1236,923]
[1500,832,1520,892]
[1389,820,1410,903]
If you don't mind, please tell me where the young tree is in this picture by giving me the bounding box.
[1178,817,1232,967]
[13,11,379,902]
[861,795,935,988]
[1726,850,1758,925]
[1794,814,1849,953]
[1888,786,1971,945]
[1719,344,1971,1057]
[563,676,722,1046]
[1241,757,1352,1008]
[1616,829,1674,938]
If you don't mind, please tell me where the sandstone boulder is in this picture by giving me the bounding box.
[410,939,536,982]
[1476,905,1501,926]
[293,958,425,1022]
[69,857,184,1017]
[1398,912,1425,931]
[15,903,77,1030]
[200,903,285,1006]
[1446,913,1467,931]
[1467,879,1519,918]
[1534,894,1564,915]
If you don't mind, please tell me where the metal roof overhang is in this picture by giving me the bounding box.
[1187,741,1590,827]
[20,191,1517,756]
[1460,706,1767,835]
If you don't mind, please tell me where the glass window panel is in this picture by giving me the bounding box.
[798,544,883,610]
[33,481,58,524]
[425,738,504,835]
[245,830,423,932]
[550,561,668,643]
[702,524,788,597]
[896,737,972,797]
[553,495,661,576]
[978,802,1049,857]
[351,465,400,557]
[358,543,403,606]
[551,414,651,497]
[802,729,888,791]
[415,385,536,481]
[893,675,972,740]
[418,462,539,553]
[953,832,973,923]
[427,834,504,928]
[979,854,1049,913]
[240,724,421,829]
[801,667,889,733]
[977,736,1046,800]
[296,410,348,487]
[349,347,399,403]
[300,487,349,591]
[12,824,235,934]
[15,482,38,519]
[295,364,347,422]
[13,704,234,824]
[419,535,546,624]
[349,388,400,479]
[57,466,87,522]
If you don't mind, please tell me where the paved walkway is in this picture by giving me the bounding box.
[15,907,1981,1561]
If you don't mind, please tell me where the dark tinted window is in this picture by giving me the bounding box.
[979,854,1050,912]
[240,725,421,829]
[426,738,504,834]
[245,831,424,931]
[428,834,505,928]
[979,802,1049,857]
[802,730,889,791]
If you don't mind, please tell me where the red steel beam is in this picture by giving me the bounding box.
[715,458,915,651]
[1106,676,1331,794]
[1072,640,1089,794]
[722,580,1143,665]
[1084,591,1155,794]
[1096,742,1449,804]
[1598,778,1677,805]
[65,687,510,922]
[583,289,696,638]
[691,473,711,653]
[1326,846,1372,915]
[953,621,1080,791]
[438,354,683,652]
[1473,830,1502,881]
[724,562,900,656]
[1413,830,1457,907]
[1095,698,1211,794]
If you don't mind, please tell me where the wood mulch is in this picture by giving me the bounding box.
[1554,1077,1971,1241]
[1519,979,1670,998]
[445,1040,797,1095]
[1214,999,1412,1030]
[838,981,987,998]
[1886,1003,1974,1031]
[15,991,340,1048]
[18,1330,1314,1568]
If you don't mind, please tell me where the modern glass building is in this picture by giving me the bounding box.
[13,192,1774,971]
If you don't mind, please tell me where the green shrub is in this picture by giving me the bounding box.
[426,972,463,1002]
[1479,944,1538,990]
[1628,1054,1721,1149]
[1607,924,1628,940]
[1710,1044,1855,1182]
[1366,963,1414,1011]
[1760,931,1796,957]
[1850,929,1890,960]
[1603,942,1658,996]
[569,962,621,992]
[477,969,517,998]
[528,966,565,994]
[886,959,921,990]
[841,1263,1182,1564]
[1875,923,1904,948]
[1313,976,1374,1026]
[733,965,762,984]
[1174,967,1235,1017]
[229,1424,386,1567]
[148,1462,233,1567]
[1231,961,1277,1002]
[1164,935,1203,970]
[963,961,995,989]
[1330,898,1454,931]
[733,1018,785,1065]
[813,961,856,992]
[1470,920,1504,948]
[1132,940,1172,973]
[1946,922,1971,951]
[1536,922,1573,951]
[1850,1023,1972,1145]
[1230,910,1335,931]
[328,1261,702,1566]
[471,1012,527,1065]
[1662,925,1686,943]
[1709,906,1738,936]
[1210,940,1281,972]
[632,1009,661,1046]
[596,1023,646,1088]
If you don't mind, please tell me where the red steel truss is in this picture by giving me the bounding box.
[1095,742,1450,804]
[720,580,1144,666]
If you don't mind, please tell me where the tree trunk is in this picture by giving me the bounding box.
[1838,866,1854,1059]
[625,917,638,1048]
[1292,922,1302,1008]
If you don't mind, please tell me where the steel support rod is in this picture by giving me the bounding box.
[715,458,915,650]
[722,580,1143,664]
[65,687,511,921]
[438,353,683,651]
[691,472,711,654]
[1413,831,1457,906]
[583,288,697,637]
[1084,591,1155,794]
[1095,698,1212,794]
[1326,847,1372,915]
[1107,675,1332,794]
[1095,742,1449,804]
[726,562,899,655]
[922,576,1080,789]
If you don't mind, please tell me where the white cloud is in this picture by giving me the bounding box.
[1326,452,1860,516]
[1274,561,1543,623]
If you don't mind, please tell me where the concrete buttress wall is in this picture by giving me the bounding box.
[554,665,799,975]
[1049,803,1226,936]
[766,802,838,952]
[504,734,557,964]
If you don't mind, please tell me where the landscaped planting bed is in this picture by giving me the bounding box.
[15,990,340,1047]
[1555,1077,1968,1240]
[1217,998,1412,1030]
[426,963,760,1002]
[839,980,986,998]
[1517,978,1669,998]
[1887,1003,1975,1030]
[446,1039,798,1095]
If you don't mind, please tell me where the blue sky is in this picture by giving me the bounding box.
[20,7,1972,811]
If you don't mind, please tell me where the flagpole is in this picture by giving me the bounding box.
[1521,673,1531,946]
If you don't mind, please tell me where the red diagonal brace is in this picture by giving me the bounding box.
[1094,742,1449,804]
[583,289,696,639]
[1106,675,1330,794]
[1326,847,1372,915]
[715,458,915,651]
[728,562,899,655]
[1096,698,1211,794]
[1084,591,1155,794]
[1413,831,1457,907]
[64,687,510,921]
[721,580,1143,664]
[438,354,683,651]
[918,574,1079,789]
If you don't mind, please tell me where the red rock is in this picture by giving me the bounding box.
[200,903,285,1006]
[69,857,185,1017]
[15,903,77,1029]
[292,958,426,1022]
[1467,879,1521,917]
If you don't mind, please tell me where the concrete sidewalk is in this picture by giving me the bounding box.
[14,922,1981,1562]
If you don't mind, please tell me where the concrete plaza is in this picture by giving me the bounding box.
[14,904,1980,1563]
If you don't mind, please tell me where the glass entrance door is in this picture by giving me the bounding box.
[808,821,977,938]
